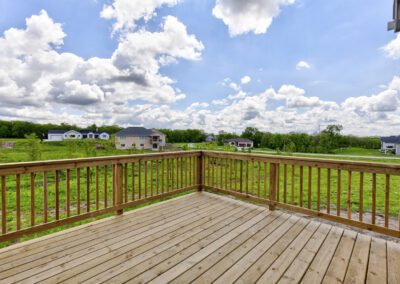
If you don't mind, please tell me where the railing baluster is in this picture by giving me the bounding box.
[235,160,238,191]
[55,170,60,220]
[30,173,35,226]
[327,168,331,214]
[307,167,312,209]
[359,172,363,222]
[138,160,142,199]
[251,160,254,195]
[220,158,223,189]
[176,158,179,190]
[96,166,100,210]
[229,159,233,191]
[300,166,303,207]
[150,160,153,196]
[86,167,90,212]
[1,176,6,234]
[185,157,188,188]
[166,159,169,193]
[156,160,159,194]
[347,171,352,220]
[372,173,376,225]
[245,160,249,195]
[317,168,321,212]
[131,162,134,201]
[385,174,390,228]
[104,165,108,207]
[264,162,267,199]
[124,163,128,202]
[161,159,165,194]
[291,165,295,205]
[180,157,183,189]
[77,168,81,215]
[144,160,148,198]
[277,164,280,202]
[258,161,261,198]
[337,169,341,217]
[283,164,287,203]
[112,165,115,205]
[16,174,21,230]
[43,171,48,223]
[66,169,71,217]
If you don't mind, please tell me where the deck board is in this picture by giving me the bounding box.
[0,191,399,284]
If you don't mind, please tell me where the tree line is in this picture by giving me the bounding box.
[0,120,122,139]
[217,125,381,153]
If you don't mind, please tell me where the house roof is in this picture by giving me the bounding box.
[225,138,253,143]
[381,136,400,143]
[48,130,67,134]
[115,127,163,137]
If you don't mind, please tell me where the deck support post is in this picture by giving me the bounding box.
[269,163,278,211]
[114,163,123,215]
[197,152,204,191]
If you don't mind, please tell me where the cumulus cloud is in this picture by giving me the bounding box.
[241,75,251,84]
[212,0,295,36]
[296,60,311,70]
[0,10,203,113]
[382,34,400,59]
[100,0,180,33]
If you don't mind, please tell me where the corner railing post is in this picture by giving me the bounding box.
[269,163,277,211]
[197,152,204,191]
[114,162,123,215]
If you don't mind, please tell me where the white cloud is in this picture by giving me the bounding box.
[296,60,311,70]
[241,75,251,84]
[382,34,400,59]
[212,0,295,36]
[0,10,203,113]
[100,0,180,33]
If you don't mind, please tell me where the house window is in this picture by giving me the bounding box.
[121,144,125,147]
[70,134,76,138]
[120,136,126,140]
[140,144,144,147]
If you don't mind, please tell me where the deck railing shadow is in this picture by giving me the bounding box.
[0,150,400,242]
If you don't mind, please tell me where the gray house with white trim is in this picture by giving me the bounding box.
[381,136,400,154]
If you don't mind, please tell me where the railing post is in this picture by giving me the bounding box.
[114,163,123,215]
[197,152,203,191]
[269,163,277,211]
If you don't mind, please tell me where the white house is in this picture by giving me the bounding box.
[224,138,254,149]
[381,136,400,155]
[46,130,110,142]
[115,127,166,151]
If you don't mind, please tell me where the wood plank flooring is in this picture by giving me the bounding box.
[0,191,398,283]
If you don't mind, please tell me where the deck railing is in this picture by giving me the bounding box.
[1,150,400,241]
[0,151,202,242]
[203,151,400,238]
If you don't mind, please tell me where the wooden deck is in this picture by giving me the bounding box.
[0,192,399,284]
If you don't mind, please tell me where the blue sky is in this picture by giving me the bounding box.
[0,0,399,135]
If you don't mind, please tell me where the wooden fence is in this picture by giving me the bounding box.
[0,151,202,242]
[1,150,400,241]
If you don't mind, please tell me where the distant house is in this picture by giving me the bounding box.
[205,134,216,142]
[381,136,400,154]
[224,138,254,149]
[45,130,110,142]
[115,127,166,151]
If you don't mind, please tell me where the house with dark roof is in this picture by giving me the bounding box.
[381,136,400,154]
[115,127,166,151]
[224,138,254,149]
[46,130,110,142]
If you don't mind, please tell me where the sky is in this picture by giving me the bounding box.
[0,0,399,136]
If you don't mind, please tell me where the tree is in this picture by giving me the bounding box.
[319,124,343,153]
[24,133,42,161]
